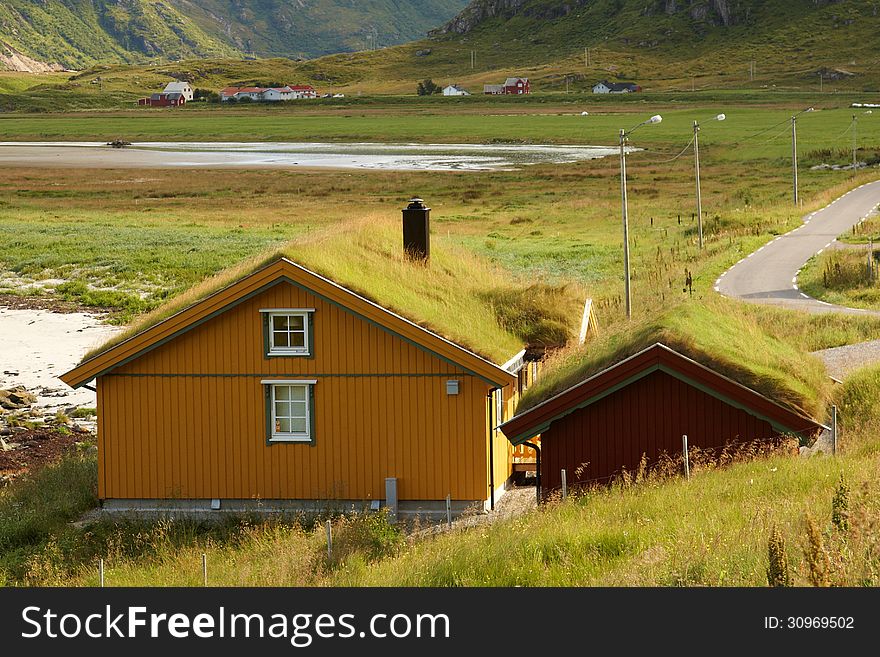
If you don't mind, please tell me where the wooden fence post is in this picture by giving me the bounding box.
[99,558,104,588]
[682,435,690,480]
[326,519,333,560]
[202,553,207,587]
[561,469,568,500]
[831,405,838,455]
[446,494,452,526]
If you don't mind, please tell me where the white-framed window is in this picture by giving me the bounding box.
[494,387,504,430]
[263,380,316,443]
[261,308,314,356]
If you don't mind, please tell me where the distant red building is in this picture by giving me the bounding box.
[503,77,530,95]
[138,92,186,107]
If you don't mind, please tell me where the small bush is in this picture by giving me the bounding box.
[328,511,403,567]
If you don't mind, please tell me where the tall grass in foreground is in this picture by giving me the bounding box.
[4,369,880,588]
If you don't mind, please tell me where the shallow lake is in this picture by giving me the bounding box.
[0,141,623,171]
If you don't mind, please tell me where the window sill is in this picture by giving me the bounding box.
[266,351,311,357]
[269,436,313,444]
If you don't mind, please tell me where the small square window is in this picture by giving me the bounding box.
[262,309,313,356]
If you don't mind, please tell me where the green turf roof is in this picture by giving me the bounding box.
[517,298,832,422]
[82,219,586,365]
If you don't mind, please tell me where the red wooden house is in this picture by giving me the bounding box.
[503,77,530,95]
[138,92,186,107]
[500,343,825,495]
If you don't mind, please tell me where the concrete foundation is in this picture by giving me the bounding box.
[98,497,489,522]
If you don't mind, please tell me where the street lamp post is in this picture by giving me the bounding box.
[619,114,662,319]
[693,113,725,250]
[791,107,814,206]
[852,114,858,169]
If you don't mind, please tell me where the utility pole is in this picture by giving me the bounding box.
[618,115,663,320]
[471,50,475,69]
[853,114,858,169]
[791,108,813,207]
[692,113,724,250]
[694,120,703,250]
[620,128,632,319]
[792,114,799,206]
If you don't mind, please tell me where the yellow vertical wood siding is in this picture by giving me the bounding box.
[98,280,497,502]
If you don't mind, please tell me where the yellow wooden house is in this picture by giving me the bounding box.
[61,251,565,518]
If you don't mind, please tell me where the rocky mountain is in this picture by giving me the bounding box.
[0,0,469,71]
[434,0,855,37]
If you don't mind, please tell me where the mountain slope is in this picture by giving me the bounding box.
[0,1,469,70]
[172,0,470,58]
[292,0,879,93]
[0,0,238,70]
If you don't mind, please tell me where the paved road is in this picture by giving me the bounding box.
[717,180,880,316]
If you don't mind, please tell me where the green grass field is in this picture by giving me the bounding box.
[0,102,877,326]
[0,105,877,151]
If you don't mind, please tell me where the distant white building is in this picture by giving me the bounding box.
[261,87,294,101]
[163,81,193,101]
[592,80,641,94]
[219,85,318,102]
[442,84,470,96]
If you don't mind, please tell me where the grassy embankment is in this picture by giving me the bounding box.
[4,345,880,587]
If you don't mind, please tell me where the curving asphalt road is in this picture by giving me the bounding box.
[717,179,880,316]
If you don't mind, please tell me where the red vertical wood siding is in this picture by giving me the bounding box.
[542,370,777,493]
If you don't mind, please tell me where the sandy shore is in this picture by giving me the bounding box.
[0,141,617,171]
[0,306,121,410]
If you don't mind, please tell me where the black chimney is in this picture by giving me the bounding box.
[402,197,430,261]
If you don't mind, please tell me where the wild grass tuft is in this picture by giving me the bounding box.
[766,526,791,587]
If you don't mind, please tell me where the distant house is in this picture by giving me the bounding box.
[261,86,294,102]
[484,78,530,95]
[503,77,530,95]
[289,84,318,99]
[442,84,470,96]
[163,81,194,101]
[138,92,186,107]
[220,85,318,102]
[592,80,641,94]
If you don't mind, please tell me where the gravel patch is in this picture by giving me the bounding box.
[811,339,880,380]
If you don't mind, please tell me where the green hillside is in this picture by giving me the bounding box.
[117,0,880,96]
[0,1,468,71]
[171,0,470,58]
[0,0,237,70]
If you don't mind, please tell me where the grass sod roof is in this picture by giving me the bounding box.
[81,217,586,366]
[517,297,833,422]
